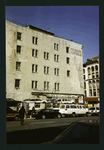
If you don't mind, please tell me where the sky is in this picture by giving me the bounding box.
[6,6,99,63]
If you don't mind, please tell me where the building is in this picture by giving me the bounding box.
[6,20,84,102]
[83,55,100,108]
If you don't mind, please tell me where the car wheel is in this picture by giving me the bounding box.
[57,114,61,118]
[42,115,46,119]
[72,113,76,117]
[15,116,19,121]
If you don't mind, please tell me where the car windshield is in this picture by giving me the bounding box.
[89,107,95,110]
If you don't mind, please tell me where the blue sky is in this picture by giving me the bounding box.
[6,6,99,63]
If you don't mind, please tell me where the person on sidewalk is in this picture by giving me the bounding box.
[19,106,26,125]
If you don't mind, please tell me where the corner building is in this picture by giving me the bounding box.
[6,20,84,102]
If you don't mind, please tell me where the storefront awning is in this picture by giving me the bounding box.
[85,97,98,102]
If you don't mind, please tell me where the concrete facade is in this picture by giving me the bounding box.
[6,20,84,101]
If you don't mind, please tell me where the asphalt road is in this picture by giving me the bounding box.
[6,116,99,144]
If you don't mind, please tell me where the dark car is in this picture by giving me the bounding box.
[43,120,99,144]
[34,109,62,119]
[6,107,20,121]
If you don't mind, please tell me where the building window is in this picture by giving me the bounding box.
[83,69,85,74]
[97,89,99,96]
[32,64,38,73]
[32,81,38,89]
[54,43,58,50]
[84,90,87,97]
[95,65,98,71]
[97,80,99,88]
[67,70,70,77]
[84,82,86,89]
[44,66,49,74]
[96,72,99,78]
[17,45,21,53]
[91,66,94,72]
[32,49,38,57]
[88,67,91,74]
[15,79,20,88]
[32,36,38,45]
[17,32,22,40]
[92,73,95,78]
[44,82,49,90]
[54,68,59,76]
[88,74,91,79]
[93,80,96,88]
[66,47,69,53]
[44,52,49,60]
[55,83,60,91]
[16,62,21,71]
[66,57,70,64]
[89,89,92,96]
[54,54,59,62]
[83,75,85,80]
[93,89,96,96]
[89,81,92,88]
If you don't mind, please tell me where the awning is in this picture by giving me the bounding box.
[85,97,98,102]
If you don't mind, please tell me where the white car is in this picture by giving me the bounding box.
[88,107,100,116]
[59,104,89,117]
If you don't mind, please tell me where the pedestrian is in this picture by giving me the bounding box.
[31,107,35,117]
[19,106,25,125]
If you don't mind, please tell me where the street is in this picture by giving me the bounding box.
[6,116,99,144]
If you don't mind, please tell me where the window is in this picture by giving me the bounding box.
[89,81,92,88]
[95,65,98,71]
[32,81,38,89]
[83,75,85,80]
[92,73,95,78]
[44,52,49,60]
[67,70,70,77]
[44,82,49,90]
[17,45,21,53]
[66,57,70,64]
[85,90,87,97]
[54,68,59,76]
[88,67,91,73]
[16,62,21,71]
[66,47,69,53]
[93,80,96,88]
[84,82,86,89]
[54,43,59,50]
[93,89,96,96]
[32,64,38,73]
[17,32,22,40]
[32,36,38,45]
[83,69,85,74]
[97,89,99,96]
[97,80,99,88]
[96,72,99,78]
[55,83,60,91]
[89,89,92,96]
[44,66,49,74]
[54,54,59,62]
[15,79,20,88]
[91,66,94,72]
[88,74,91,79]
[32,49,38,57]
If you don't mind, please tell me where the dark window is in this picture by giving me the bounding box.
[83,69,85,74]
[95,65,98,71]
[66,57,70,64]
[15,79,20,88]
[17,32,21,40]
[67,70,70,77]
[17,45,21,53]
[32,81,34,89]
[16,62,21,71]
[66,47,69,53]
[93,89,96,96]
[32,36,38,45]
[91,66,94,72]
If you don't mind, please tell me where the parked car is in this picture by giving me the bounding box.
[88,107,100,116]
[59,104,89,117]
[6,107,20,121]
[34,109,62,119]
[46,120,99,144]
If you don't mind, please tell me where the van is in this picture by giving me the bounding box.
[59,104,89,117]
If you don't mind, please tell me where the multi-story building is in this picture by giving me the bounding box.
[6,20,84,102]
[83,55,100,108]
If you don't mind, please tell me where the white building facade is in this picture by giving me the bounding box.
[6,20,84,102]
[83,56,100,108]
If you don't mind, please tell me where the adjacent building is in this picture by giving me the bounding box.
[6,20,84,102]
[83,55,100,108]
